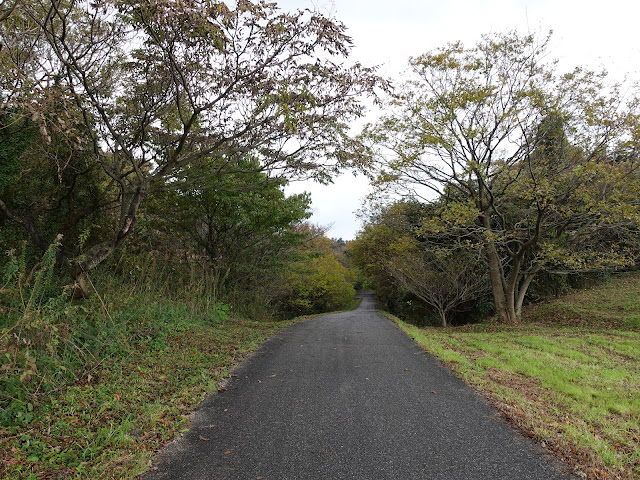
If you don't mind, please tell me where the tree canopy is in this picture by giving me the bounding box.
[362,32,640,323]
[0,0,385,295]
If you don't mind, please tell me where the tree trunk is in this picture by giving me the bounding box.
[485,243,514,323]
[481,215,515,323]
[515,269,540,318]
[438,309,448,327]
[71,270,96,299]
[505,269,519,324]
[69,187,144,298]
[64,242,115,298]
[506,289,518,324]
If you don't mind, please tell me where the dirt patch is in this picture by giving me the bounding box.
[485,368,545,405]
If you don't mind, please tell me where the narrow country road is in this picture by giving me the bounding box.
[146,293,574,480]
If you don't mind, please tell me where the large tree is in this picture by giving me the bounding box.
[365,32,640,323]
[0,0,385,295]
[147,156,312,301]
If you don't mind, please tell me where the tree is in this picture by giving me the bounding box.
[365,32,640,323]
[351,200,488,326]
[278,224,356,315]
[0,0,385,296]
[387,237,488,327]
[147,157,312,301]
[0,107,118,272]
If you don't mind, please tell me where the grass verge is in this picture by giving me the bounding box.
[1,310,299,479]
[1,264,363,480]
[386,271,640,480]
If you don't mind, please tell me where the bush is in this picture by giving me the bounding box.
[281,254,356,315]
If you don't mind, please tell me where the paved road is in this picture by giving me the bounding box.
[146,294,574,479]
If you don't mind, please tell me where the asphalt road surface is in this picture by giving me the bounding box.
[146,293,574,480]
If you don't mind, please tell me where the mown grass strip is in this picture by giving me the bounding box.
[387,272,640,480]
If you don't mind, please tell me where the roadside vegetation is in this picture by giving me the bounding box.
[353,32,640,327]
[0,237,357,479]
[1,295,293,478]
[1,2,365,477]
[388,271,640,480]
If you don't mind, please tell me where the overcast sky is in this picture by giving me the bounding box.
[281,0,640,240]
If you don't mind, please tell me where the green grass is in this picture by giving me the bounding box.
[0,253,319,480]
[388,271,640,480]
[1,306,297,479]
[0,234,361,479]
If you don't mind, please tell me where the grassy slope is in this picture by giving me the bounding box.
[389,271,640,480]
[0,311,300,479]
